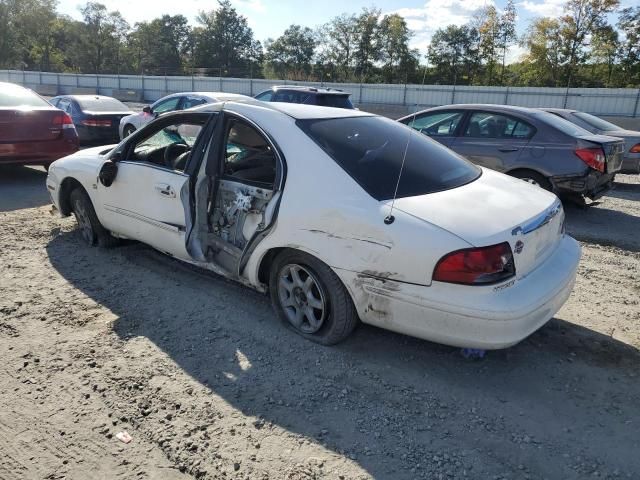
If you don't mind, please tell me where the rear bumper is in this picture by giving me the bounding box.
[620,154,640,175]
[336,236,581,350]
[551,170,615,199]
[0,136,79,166]
[76,126,120,145]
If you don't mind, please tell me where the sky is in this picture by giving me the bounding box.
[57,0,640,63]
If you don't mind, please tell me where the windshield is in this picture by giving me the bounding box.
[0,84,50,108]
[315,95,354,109]
[298,116,481,201]
[533,111,592,137]
[77,97,130,112]
[572,112,623,132]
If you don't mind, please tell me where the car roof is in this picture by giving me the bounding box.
[267,85,351,96]
[193,99,373,120]
[55,95,122,101]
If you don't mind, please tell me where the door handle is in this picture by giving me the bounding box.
[155,183,175,198]
[498,147,519,152]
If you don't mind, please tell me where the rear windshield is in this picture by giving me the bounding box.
[572,112,622,132]
[298,116,481,201]
[77,97,130,112]
[315,95,354,109]
[533,111,592,137]
[0,84,50,108]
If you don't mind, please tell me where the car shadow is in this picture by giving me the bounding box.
[45,231,640,479]
[565,202,640,252]
[0,165,50,212]
[608,181,640,202]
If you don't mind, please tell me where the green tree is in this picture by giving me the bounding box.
[590,25,619,86]
[520,17,564,86]
[354,7,382,81]
[77,2,129,73]
[498,0,518,84]
[428,25,480,85]
[193,0,257,74]
[559,0,620,87]
[617,6,640,86]
[130,15,191,74]
[378,14,416,83]
[264,25,315,79]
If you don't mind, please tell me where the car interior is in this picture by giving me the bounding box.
[129,122,204,171]
[223,119,277,186]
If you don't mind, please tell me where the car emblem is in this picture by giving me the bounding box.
[514,240,525,254]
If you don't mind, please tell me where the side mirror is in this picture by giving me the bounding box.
[98,160,118,187]
[142,105,153,115]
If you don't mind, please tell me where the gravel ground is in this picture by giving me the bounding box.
[1,165,639,480]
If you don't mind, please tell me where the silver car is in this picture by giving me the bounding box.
[398,104,625,200]
[119,92,251,139]
[541,108,640,174]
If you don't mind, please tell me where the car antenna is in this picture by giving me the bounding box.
[384,61,428,225]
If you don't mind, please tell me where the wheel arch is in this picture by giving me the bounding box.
[58,177,86,216]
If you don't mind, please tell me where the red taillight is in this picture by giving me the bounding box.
[630,143,640,153]
[52,113,75,129]
[82,119,111,127]
[575,147,605,172]
[433,242,515,285]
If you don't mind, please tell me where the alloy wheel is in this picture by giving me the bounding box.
[277,264,327,334]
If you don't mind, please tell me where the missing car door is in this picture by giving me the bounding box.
[198,114,283,276]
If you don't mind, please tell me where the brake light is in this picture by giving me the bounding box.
[575,147,605,172]
[630,143,640,153]
[52,113,75,129]
[82,119,111,127]
[433,242,515,285]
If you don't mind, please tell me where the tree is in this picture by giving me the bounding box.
[474,5,501,84]
[78,2,129,73]
[353,7,382,81]
[498,0,518,84]
[193,0,257,75]
[378,14,416,83]
[520,17,564,86]
[320,13,358,81]
[617,6,640,86]
[591,26,619,86]
[559,0,620,87]
[130,15,191,74]
[428,25,480,85]
[264,25,315,79]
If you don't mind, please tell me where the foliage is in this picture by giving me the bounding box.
[1,0,640,87]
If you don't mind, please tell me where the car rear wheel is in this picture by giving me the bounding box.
[269,250,358,345]
[123,124,136,138]
[510,170,552,192]
[70,188,119,248]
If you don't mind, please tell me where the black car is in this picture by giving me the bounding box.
[255,86,354,109]
[49,95,133,145]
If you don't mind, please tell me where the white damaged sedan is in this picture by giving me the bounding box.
[47,101,581,349]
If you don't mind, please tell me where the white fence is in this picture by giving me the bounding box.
[2,69,640,117]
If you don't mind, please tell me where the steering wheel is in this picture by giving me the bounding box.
[164,142,189,169]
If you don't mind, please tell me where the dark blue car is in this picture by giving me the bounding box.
[49,95,133,145]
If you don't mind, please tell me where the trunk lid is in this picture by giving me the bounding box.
[577,134,625,173]
[390,168,565,280]
[0,107,66,142]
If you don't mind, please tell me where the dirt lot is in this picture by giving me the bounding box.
[1,165,639,480]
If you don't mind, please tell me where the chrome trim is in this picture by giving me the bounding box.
[511,200,562,236]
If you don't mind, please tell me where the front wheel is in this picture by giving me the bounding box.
[509,170,552,192]
[70,188,119,248]
[269,250,358,345]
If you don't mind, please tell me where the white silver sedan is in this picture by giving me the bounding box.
[47,101,581,349]
[118,91,251,139]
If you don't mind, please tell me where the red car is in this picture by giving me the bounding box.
[0,82,79,168]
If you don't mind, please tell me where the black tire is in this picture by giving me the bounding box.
[509,170,552,191]
[123,124,136,138]
[269,250,358,345]
[70,188,119,248]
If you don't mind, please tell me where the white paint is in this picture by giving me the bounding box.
[48,101,582,349]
